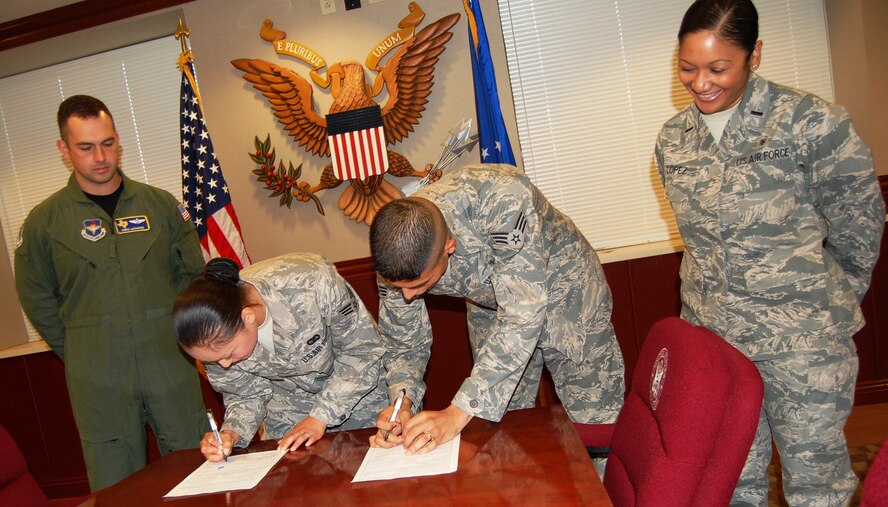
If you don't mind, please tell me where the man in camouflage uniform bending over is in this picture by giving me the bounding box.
[368,163,625,456]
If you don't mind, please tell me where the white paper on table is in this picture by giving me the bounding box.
[352,434,460,482]
[164,448,287,497]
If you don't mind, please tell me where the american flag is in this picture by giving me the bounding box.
[180,60,251,268]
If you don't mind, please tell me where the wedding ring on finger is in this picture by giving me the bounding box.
[426,432,435,442]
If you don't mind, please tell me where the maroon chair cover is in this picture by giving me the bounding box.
[575,316,764,506]
[861,435,888,507]
[0,424,52,507]
[0,424,96,507]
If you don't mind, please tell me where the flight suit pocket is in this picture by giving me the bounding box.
[64,315,123,442]
[146,307,171,319]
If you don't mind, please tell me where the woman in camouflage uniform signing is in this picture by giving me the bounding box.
[172,253,388,462]
[655,1,884,504]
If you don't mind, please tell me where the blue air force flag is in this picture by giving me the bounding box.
[464,0,516,164]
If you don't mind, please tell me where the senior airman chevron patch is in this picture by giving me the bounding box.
[490,211,527,248]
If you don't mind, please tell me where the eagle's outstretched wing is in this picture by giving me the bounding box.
[379,13,461,145]
[231,58,330,157]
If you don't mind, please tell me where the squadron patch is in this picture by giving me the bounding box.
[490,211,527,248]
[81,219,106,242]
[650,347,669,411]
[115,216,150,234]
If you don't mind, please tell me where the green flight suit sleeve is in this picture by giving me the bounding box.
[166,196,206,292]
[14,216,66,360]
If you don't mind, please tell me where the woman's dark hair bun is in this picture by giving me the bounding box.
[203,257,241,285]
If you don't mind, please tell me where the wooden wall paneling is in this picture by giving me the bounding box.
[417,295,474,411]
[0,356,48,481]
[23,352,86,497]
[856,289,878,381]
[625,252,683,339]
[0,0,192,51]
[871,218,888,380]
[602,260,640,387]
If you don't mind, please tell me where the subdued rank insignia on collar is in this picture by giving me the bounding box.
[178,202,191,222]
[81,219,106,242]
[339,301,355,317]
[490,211,527,248]
[115,216,151,234]
[377,283,389,299]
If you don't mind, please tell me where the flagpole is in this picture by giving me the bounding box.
[175,19,205,116]
[176,18,252,268]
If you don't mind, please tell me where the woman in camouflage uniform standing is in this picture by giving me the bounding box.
[172,253,388,462]
[655,0,884,504]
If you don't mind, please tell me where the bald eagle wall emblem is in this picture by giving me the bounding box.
[232,2,460,225]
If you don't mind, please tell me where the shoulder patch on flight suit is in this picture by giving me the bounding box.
[81,219,106,242]
[115,216,151,234]
[178,202,191,222]
[489,211,527,249]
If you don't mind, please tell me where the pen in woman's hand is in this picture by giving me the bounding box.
[206,410,228,462]
[384,389,406,442]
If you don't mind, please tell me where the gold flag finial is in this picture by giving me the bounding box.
[175,17,196,74]
[175,18,193,66]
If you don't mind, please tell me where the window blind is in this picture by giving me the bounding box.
[497,0,833,257]
[0,35,184,341]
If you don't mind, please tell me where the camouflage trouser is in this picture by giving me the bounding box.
[466,306,625,426]
[505,340,625,425]
[730,340,859,507]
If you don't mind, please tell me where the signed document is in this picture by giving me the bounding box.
[165,449,287,497]
[352,434,460,482]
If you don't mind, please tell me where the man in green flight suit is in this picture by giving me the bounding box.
[14,95,207,490]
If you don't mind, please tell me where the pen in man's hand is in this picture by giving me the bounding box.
[206,409,228,462]
[383,389,406,442]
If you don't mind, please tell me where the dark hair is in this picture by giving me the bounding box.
[172,257,244,349]
[678,0,758,56]
[57,95,115,140]
[370,199,439,281]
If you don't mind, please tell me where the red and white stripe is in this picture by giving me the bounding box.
[200,203,251,268]
[330,126,388,181]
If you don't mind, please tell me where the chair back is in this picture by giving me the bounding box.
[603,317,764,506]
[0,424,52,507]
[861,435,888,507]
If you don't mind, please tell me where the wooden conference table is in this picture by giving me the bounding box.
[81,405,611,506]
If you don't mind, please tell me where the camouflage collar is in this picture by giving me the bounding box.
[682,75,770,148]
[733,74,771,136]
